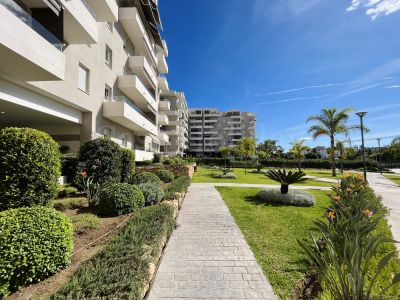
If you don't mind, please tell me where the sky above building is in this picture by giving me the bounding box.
[159,0,400,150]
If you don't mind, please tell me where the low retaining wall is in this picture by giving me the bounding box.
[136,163,196,179]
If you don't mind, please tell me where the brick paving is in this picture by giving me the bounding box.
[148,184,277,299]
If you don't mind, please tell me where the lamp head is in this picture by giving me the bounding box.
[356,111,367,118]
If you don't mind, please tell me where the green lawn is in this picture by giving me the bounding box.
[216,187,330,299]
[193,166,335,187]
[383,174,400,185]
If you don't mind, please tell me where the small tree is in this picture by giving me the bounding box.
[258,139,278,157]
[289,140,309,172]
[237,137,256,175]
[336,141,346,173]
[219,146,231,167]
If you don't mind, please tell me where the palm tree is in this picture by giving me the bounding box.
[307,108,357,177]
[336,140,346,173]
[289,140,309,171]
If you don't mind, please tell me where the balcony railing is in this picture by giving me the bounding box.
[1,1,63,50]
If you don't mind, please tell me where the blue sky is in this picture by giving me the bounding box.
[159,0,400,150]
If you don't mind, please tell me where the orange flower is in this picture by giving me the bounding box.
[81,171,87,178]
[334,196,341,202]
[327,210,336,221]
[364,208,374,218]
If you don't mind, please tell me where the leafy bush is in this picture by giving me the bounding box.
[61,153,79,184]
[70,214,100,232]
[0,207,73,296]
[77,138,122,185]
[97,183,144,216]
[162,156,188,166]
[0,127,61,211]
[138,182,164,205]
[258,189,316,207]
[155,169,174,183]
[57,185,78,198]
[265,169,306,194]
[130,172,161,185]
[164,176,191,200]
[52,198,88,211]
[120,148,135,183]
[51,204,175,299]
[213,173,238,179]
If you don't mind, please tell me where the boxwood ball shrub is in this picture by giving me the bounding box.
[120,148,135,183]
[97,183,144,216]
[258,189,316,207]
[0,207,73,296]
[0,127,61,211]
[138,182,165,205]
[155,169,174,183]
[77,138,122,185]
[130,172,161,185]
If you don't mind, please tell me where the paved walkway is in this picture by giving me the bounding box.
[304,175,338,184]
[148,184,277,299]
[367,173,400,252]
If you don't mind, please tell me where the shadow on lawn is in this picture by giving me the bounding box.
[244,194,289,207]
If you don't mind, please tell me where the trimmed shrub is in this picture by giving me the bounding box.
[213,173,238,179]
[130,172,161,185]
[258,189,316,207]
[0,127,61,211]
[0,207,73,296]
[164,176,191,200]
[51,204,175,299]
[61,153,79,184]
[77,138,122,185]
[97,183,144,216]
[155,169,174,183]
[138,182,165,205]
[120,148,135,183]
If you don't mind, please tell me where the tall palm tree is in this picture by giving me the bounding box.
[307,108,357,177]
[290,140,309,171]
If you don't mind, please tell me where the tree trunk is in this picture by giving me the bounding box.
[298,156,302,172]
[340,157,344,173]
[330,136,336,177]
[281,184,289,194]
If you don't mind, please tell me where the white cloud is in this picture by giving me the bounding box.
[384,85,400,88]
[258,94,330,104]
[347,0,400,19]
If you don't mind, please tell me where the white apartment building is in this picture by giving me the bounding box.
[0,0,184,161]
[188,108,256,156]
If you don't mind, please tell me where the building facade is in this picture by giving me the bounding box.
[0,0,186,161]
[188,108,256,155]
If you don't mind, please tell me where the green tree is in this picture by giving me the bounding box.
[219,146,231,167]
[307,108,358,177]
[289,140,309,171]
[257,151,268,160]
[258,139,278,156]
[336,140,346,173]
[237,137,256,175]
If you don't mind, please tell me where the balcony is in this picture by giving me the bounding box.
[158,132,169,144]
[228,132,243,136]
[159,100,170,111]
[227,121,242,125]
[103,97,157,136]
[157,53,168,74]
[128,56,157,89]
[190,136,203,141]
[135,150,154,162]
[158,76,169,91]
[86,0,118,21]
[190,119,203,123]
[119,7,156,65]
[158,114,169,125]
[118,75,157,112]
[163,129,179,136]
[60,0,98,44]
[0,4,65,81]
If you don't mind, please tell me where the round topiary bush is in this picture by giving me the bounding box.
[0,207,73,296]
[130,172,161,185]
[138,182,165,205]
[97,183,144,216]
[77,138,122,185]
[155,169,174,183]
[258,189,316,207]
[0,127,61,211]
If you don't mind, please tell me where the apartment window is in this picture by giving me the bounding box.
[103,128,112,140]
[105,45,112,68]
[78,63,90,93]
[121,134,128,147]
[104,84,112,100]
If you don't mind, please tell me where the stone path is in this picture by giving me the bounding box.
[367,173,400,252]
[304,175,338,184]
[148,184,277,299]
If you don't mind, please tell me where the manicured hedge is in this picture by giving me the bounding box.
[130,172,161,185]
[97,183,144,216]
[0,127,61,211]
[0,207,73,296]
[120,148,135,183]
[77,138,122,185]
[51,204,175,299]
[164,176,191,200]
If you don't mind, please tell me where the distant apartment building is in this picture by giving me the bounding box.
[0,0,187,161]
[188,108,256,155]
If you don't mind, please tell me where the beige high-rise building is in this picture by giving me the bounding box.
[0,0,188,160]
[188,108,256,155]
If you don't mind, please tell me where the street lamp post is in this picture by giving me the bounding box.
[356,112,367,181]
[377,137,382,174]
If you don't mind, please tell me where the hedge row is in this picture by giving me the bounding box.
[51,204,175,299]
[197,157,379,170]
[164,176,191,200]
